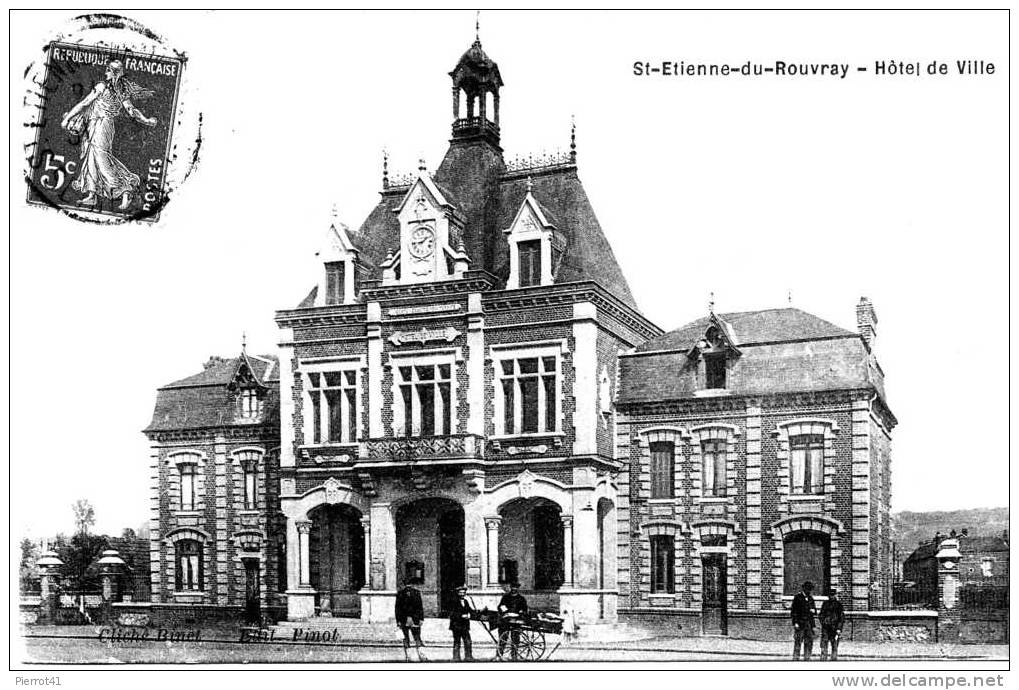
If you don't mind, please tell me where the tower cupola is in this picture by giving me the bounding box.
[449,35,503,147]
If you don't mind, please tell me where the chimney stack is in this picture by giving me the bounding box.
[856,297,878,351]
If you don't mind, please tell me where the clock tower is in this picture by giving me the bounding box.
[381,161,471,285]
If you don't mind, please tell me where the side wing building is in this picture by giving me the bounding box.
[145,36,895,632]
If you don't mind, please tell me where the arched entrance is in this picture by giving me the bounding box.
[308,504,365,617]
[395,498,465,615]
[498,497,564,611]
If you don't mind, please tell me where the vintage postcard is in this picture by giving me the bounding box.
[8,9,1009,687]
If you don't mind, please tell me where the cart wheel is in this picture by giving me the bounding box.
[517,630,546,661]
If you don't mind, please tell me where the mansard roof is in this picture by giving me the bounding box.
[635,308,855,353]
[145,354,279,433]
[345,158,638,309]
[618,307,888,406]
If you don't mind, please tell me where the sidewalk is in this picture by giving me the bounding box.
[21,622,1008,661]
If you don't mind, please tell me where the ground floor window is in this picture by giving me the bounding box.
[175,539,203,591]
[650,535,675,593]
[783,531,830,595]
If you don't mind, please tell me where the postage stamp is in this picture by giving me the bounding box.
[22,14,197,224]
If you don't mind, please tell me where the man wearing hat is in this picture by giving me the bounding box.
[448,584,475,661]
[819,587,845,661]
[395,578,426,661]
[790,580,818,660]
[497,582,528,660]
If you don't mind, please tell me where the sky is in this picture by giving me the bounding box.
[8,10,1008,539]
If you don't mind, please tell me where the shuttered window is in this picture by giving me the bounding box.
[650,441,675,499]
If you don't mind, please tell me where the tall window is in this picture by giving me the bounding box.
[790,435,824,494]
[702,439,727,497]
[175,540,204,591]
[325,261,345,305]
[307,370,358,443]
[398,363,452,437]
[651,535,675,593]
[705,354,727,389]
[518,240,542,287]
[499,356,557,434]
[650,441,675,499]
[239,388,260,419]
[179,463,197,511]
[783,531,829,595]
[235,451,260,510]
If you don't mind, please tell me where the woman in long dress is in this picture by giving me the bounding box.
[60,60,158,210]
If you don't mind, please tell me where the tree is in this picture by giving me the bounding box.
[72,499,96,536]
[19,538,40,593]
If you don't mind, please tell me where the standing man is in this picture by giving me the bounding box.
[449,584,474,661]
[790,580,817,661]
[497,582,528,660]
[819,587,845,661]
[395,578,426,661]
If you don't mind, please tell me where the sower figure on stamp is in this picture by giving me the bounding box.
[60,60,158,210]
[497,582,528,660]
[791,580,817,660]
[819,587,845,661]
[395,578,426,661]
[448,584,474,661]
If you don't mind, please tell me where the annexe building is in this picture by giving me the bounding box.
[145,35,895,633]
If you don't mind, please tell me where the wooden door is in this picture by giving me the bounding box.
[702,554,728,635]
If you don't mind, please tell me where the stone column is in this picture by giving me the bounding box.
[561,515,575,587]
[36,551,64,624]
[96,550,126,624]
[936,538,962,642]
[296,521,312,587]
[485,517,502,586]
[285,516,316,621]
[361,502,397,622]
[360,516,371,589]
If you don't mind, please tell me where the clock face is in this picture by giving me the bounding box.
[409,227,435,259]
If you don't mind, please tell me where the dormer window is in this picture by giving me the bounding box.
[324,262,345,305]
[705,354,726,389]
[518,240,541,287]
[505,183,559,289]
[239,388,260,419]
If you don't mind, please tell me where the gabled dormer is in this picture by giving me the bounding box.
[504,179,563,288]
[228,352,270,421]
[384,167,469,285]
[314,216,361,306]
[688,314,741,391]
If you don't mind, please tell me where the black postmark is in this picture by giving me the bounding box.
[22,14,198,224]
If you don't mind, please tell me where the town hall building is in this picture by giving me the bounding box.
[144,35,895,634]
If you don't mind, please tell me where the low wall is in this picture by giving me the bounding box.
[959,611,1009,644]
[619,608,942,642]
[20,600,287,627]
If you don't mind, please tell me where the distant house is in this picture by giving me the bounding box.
[902,530,1009,607]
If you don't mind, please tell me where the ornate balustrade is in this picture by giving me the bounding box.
[360,433,485,463]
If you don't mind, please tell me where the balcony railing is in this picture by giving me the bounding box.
[360,433,485,463]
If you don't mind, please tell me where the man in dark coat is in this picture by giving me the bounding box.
[790,580,817,660]
[448,584,474,661]
[819,587,845,661]
[497,582,528,660]
[395,579,425,661]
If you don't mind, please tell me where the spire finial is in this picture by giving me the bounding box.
[242,331,247,353]
[787,288,792,305]
[382,149,389,189]
[709,291,715,315]
[418,157,426,173]
[475,10,480,42]
[569,115,577,164]
[331,202,338,224]
[526,176,533,192]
